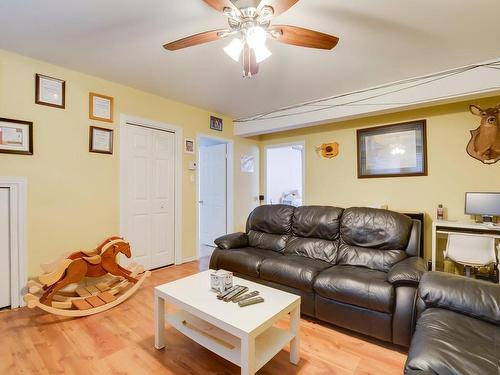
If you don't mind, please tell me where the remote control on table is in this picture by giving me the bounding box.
[238,297,264,307]
[223,286,249,302]
[217,285,239,300]
[232,291,259,303]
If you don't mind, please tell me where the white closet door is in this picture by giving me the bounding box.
[123,125,175,270]
[199,143,227,246]
[0,188,10,308]
[150,130,175,268]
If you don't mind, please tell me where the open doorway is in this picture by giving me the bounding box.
[197,135,234,259]
[265,142,305,207]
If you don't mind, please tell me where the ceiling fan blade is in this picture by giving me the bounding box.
[270,25,339,50]
[203,0,238,13]
[163,29,227,51]
[258,0,299,17]
[243,45,259,77]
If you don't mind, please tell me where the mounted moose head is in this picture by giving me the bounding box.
[467,104,500,164]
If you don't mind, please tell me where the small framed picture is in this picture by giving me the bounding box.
[357,120,427,178]
[241,155,255,173]
[210,116,223,132]
[89,92,114,123]
[0,117,33,155]
[184,138,195,154]
[35,74,65,109]
[89,126,113,155]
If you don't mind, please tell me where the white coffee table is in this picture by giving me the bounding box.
[154,270,301,375]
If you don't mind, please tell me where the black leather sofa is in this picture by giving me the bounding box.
[405,272,500,375]
[210,205,427,347]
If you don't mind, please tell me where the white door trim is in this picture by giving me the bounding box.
[0,176,27,308]
[264,141,306,205]
[196,133,234,260]
[119,114,183,266]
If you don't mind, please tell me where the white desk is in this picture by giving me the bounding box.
[431,220,500,271]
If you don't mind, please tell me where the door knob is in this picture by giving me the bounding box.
[198,200,204,204]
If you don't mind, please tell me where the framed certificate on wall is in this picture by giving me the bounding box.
[89,92,114,122]
[89,126,113,154]
[0,117,33,155]
[35,74,65,109]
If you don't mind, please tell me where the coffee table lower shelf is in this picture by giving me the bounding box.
[166,310,295,372]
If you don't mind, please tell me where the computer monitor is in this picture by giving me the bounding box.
[465,192,500,222]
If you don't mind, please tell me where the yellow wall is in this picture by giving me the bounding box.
[0,49,260,277]
[260,97,500,260]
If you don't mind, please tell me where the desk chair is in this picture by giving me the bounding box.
[443,233,497,278]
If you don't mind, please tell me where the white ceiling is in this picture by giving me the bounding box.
[1,0,500,120]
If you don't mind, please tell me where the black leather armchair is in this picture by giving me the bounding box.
[210,205,426,347]
[405,272,500,374]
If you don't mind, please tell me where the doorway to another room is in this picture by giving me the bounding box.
[265,142,305,207]
[197,135,234,259]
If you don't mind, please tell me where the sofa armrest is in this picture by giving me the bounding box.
[388,257,427,286]
[419,271,500,325]
[214,232,249,250]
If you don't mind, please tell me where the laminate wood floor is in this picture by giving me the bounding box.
[0,258,406,374]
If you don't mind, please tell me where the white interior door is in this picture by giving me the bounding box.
[0,188,10,308]
[123,124,175,270]
[199,143,227,246]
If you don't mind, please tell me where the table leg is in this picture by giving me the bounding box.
[241,335,255,375]
[154,293,165,350]
[289,303,300,365]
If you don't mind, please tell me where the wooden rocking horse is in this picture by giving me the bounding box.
[24,236,151,317]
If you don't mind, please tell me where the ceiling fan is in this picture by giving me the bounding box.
[163,0,339,77]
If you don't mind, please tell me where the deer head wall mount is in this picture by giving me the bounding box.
[467,104,500,164]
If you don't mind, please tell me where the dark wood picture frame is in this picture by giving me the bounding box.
[210,116,223,132]
[35,73,66,109]
[89,92,114,123]
[357,120,427,178]
[89,126,113,155]
[0,117,33,155]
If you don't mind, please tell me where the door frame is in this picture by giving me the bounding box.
[264,141,306,205]
[0,176,27,308]
[196,133,234,260]
[119,114,183,266]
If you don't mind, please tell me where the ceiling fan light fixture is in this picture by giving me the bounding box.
[224,38,244,62]
[246,26,267,49]
[253,43,272,63]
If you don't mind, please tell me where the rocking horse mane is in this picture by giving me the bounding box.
[100,238,130,255]
[96,236,123,253]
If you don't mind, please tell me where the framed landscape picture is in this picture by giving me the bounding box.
[89,126,113,154]
[0,117,33,155]
[357,120,427,178]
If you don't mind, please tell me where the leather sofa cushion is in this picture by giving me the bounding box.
[284,236,338,263]
[419,272,500,325]
[406,308,499,375]
[246,204,294,234]
[314,266,394,313]
[213,247,282,278]
[292,206,343,241]
[337,242,407,272]
[340,207,413,250]
[260,255,332,292]
[248,230,289,252]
